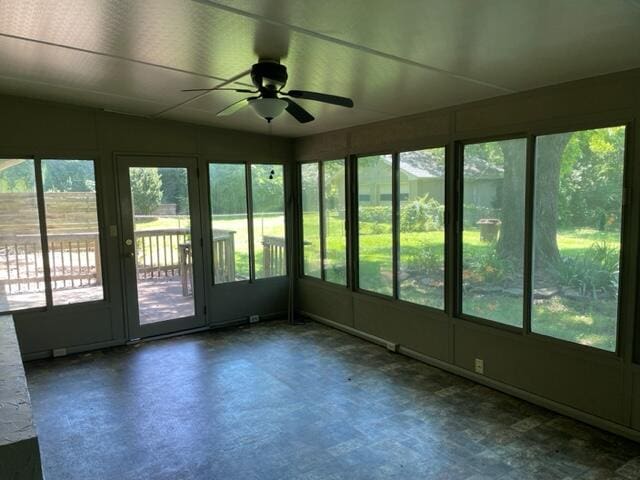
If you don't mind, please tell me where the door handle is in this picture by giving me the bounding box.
[123,252,135,258]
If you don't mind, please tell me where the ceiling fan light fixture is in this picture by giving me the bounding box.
[249,97,287,122]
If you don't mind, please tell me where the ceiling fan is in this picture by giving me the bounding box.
[182,59,354,123]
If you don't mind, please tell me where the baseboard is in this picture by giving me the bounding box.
[301,310,640,444]
[22,312,289,362]
[22,339,126,362]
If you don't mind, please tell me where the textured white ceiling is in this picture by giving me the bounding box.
[0,0,638,137]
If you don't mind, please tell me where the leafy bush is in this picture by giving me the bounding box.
[465,247,514,285]
[404,244,443,274]
[554,241,619,298]
[400,195,444,232]
[358,221,391,235]
[358,206,392,223]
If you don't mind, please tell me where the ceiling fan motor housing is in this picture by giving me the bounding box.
[251,60,288,95]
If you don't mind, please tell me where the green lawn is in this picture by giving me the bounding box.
[352,218,620,352]
[139,213,620,352]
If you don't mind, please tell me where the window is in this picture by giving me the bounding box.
[322,159,347,285]
[252,164,286,279]
[301,163,321,278]
[357,154,393,296]
[0,159,46,311]
[532,126,625,352]
[0,158,103,312]
[398,148,445,309]
[461,138,526,326]
[43,160,103,305]
[299,160,348,285]
[209,164,250,283]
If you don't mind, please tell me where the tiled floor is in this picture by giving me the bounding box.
[25,320,640,480]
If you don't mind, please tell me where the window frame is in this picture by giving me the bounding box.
[250,162,288,281]
[453,120,632,357]
[454,133,529,333]
[351,146,449,314]
[0,155,107,315]
[354,151,395,299]
[207,161,252,285]
[527,123,631,356]
[208,160,289,285]
[298,158,349,287]
[299,162,322,279]
[396,147,448,311]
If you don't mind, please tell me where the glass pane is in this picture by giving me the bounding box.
[398,148,445,309]
[209,164,250,283]
[301,163,321,278]
[357,154,393,296]
[252,164,286,279]
[42,159,104,305]
[130,167,194,324]
[532,127,624,352]
[323,159,347,285]
[461,139,526,326]
[0,159,46,311]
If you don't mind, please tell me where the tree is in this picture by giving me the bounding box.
[0,160,35,192]
[557,128,624,229]
[42,160,95,192]
[495,134,571,267]
[158,168,188,214]
[533,133,571,266]
[130,168,162,215]
[496,139,526,262]
[209,164,247,215]
[251,165,284,213]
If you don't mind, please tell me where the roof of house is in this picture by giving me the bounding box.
[380,150,503,180]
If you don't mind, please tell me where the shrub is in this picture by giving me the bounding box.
[404,244,443,274]
[358,206,392,223]
[554,241,619,298]
[400,195,444,232]
[465,247,514,285]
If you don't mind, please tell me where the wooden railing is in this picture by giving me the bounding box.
[0,232,101,294]
[212,230,236,283]
[134,228,236,287]
[0,228,238,296]
[134,228,190,279]
[262,235,286,277]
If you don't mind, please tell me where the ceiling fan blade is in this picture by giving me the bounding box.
[182,87,257,93]
[217,97,258,116]
[284,90,354,108]
[283,99,314,123]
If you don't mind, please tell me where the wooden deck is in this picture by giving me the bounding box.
[1,279,194,325]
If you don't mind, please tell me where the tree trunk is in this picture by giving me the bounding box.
[496,140,526,261]
[496,134,571,267]
[533,133,571,266]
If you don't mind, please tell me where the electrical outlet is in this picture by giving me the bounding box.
[52,348,67,358]
[474,358,484,375]
[249,315,260,324]
[386,342,398,353]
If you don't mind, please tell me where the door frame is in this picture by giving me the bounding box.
[116,155,206,339]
